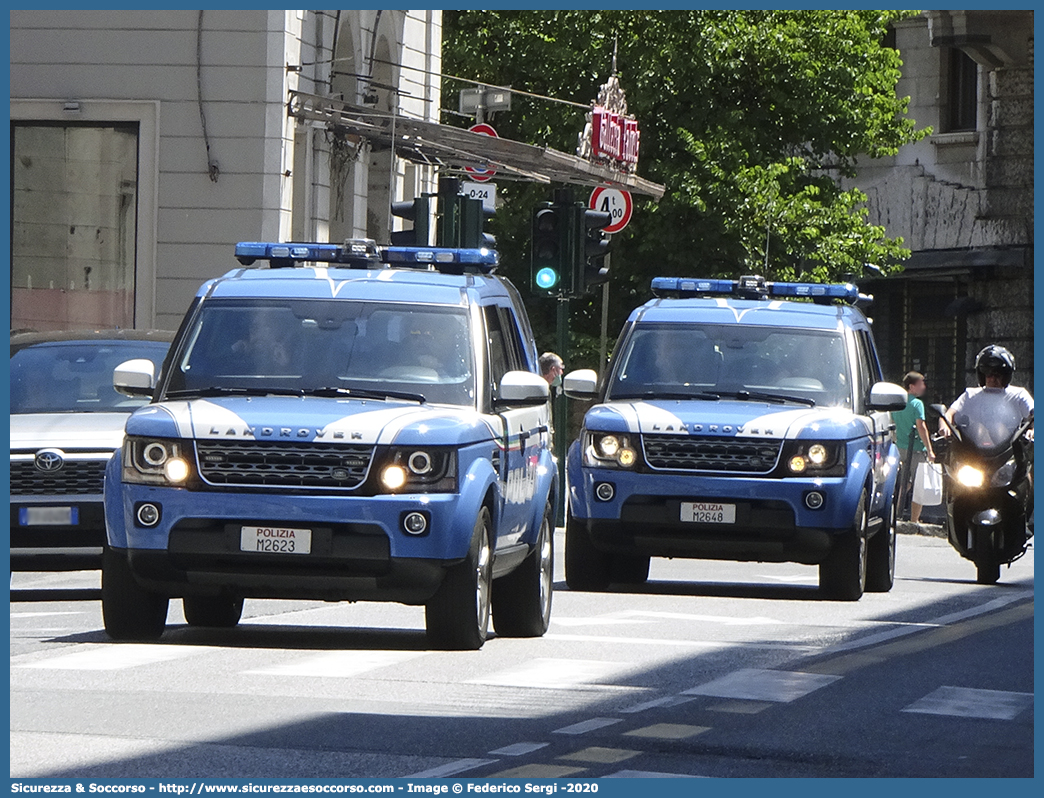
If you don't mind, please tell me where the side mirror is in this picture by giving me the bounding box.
[497,370,550,406]
[114,358,156,397]
[867,381,908,411]
[563,368,598,400]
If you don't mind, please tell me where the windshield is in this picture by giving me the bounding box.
[10,339,170,414]
[607,323,851,408]
[954,390,1026,454]
[164,300,476,406]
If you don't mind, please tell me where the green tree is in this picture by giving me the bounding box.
[442,10,928,365]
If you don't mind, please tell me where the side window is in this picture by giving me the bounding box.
[496,307,527,372]
[854,330,881,407]
[483,306,512,389]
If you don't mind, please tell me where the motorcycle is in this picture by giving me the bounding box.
[931,401,1033,584]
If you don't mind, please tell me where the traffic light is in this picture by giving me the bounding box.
[531,202,569,295]
[390,197,430,247]
[577,208,612,294]
[461,196,496,249]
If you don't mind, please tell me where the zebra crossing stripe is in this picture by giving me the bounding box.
[902,686,1033,720]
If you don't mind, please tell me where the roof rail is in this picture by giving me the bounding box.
[234,240,498,274]
[650,275,871,306]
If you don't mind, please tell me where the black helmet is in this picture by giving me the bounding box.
[974,344,1015,386]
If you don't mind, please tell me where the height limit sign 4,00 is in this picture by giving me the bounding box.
[588,186,633,234]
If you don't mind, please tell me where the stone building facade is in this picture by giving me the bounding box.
[10,10,443,332]
[851,10,1033,404]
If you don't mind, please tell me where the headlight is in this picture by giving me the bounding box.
[584,432,638,469]
[123,437,193,485]
[956,464,985,488]
[781,442,844,476]
[378,448,457,493]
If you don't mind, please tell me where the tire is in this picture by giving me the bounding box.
[426,506,493,650]
[564,513,612,592]
[101,547,169,641]
[492,503,554,637]
[976,558,1000,585]
[611,555,651,586]
[820,492,868,601]
[866,496,897,592]
[183,595,244,628]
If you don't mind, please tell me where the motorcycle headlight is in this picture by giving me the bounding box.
[378,448,457,493]
[956,464,985,488]
[123,437,193,485]
[584,431,638,469]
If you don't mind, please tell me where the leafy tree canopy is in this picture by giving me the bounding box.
[441,10,928,364]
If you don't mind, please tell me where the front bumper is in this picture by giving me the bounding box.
[568,461,866,565]
[9,497,105,571]
[107,482,487,602]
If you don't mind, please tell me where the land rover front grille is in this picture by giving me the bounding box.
[196,441,373,490]
[9,459,108,495]
[643,435,783,473]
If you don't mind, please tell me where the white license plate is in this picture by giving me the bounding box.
[20,506,78,526]
[240,526,312,554]
[680,502,736,524]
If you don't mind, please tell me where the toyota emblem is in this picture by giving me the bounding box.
[35,448,66,473]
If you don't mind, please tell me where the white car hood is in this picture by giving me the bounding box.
[10,412,130,451]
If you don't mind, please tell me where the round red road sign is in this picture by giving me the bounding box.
[465,123,498,183]
[588,186,633,234]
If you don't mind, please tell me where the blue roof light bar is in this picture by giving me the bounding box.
[651,275,862,305]
[234,240,498,273]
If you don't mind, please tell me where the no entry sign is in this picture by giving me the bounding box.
[465,123,498,183]
[588,186,633,234]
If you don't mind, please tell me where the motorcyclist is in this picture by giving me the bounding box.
[942,345,1033,441]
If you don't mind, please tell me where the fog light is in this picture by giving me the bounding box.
[402,511,429,535]
[805,491,825,510]
[136,503,161,527]
[595,482,615,502]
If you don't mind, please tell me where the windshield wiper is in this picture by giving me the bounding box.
[305,386,427,403]
[164,387,304,399]
[714,390,816,407]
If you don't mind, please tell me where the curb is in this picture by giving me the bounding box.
[897,520,947,538]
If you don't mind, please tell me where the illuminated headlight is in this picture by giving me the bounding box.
[378,448,456,493]
[782,442,844,476]
[956,464,985,488]
[584,432,638,469]
[124,437,193,485]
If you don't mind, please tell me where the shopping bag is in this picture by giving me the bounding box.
[912,461,943,506]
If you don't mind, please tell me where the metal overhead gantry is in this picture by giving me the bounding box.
[287,90,665,200]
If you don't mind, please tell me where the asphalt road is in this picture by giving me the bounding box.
[9,531,1034,779]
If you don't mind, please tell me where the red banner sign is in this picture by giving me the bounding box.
[591,107,640,167]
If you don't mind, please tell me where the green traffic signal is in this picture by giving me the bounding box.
[531,204,566,295]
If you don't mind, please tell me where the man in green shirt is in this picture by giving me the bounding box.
[893,371,936,523]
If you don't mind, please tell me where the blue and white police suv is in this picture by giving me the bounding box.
[103,240,556,649]
[564,275,908,600]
